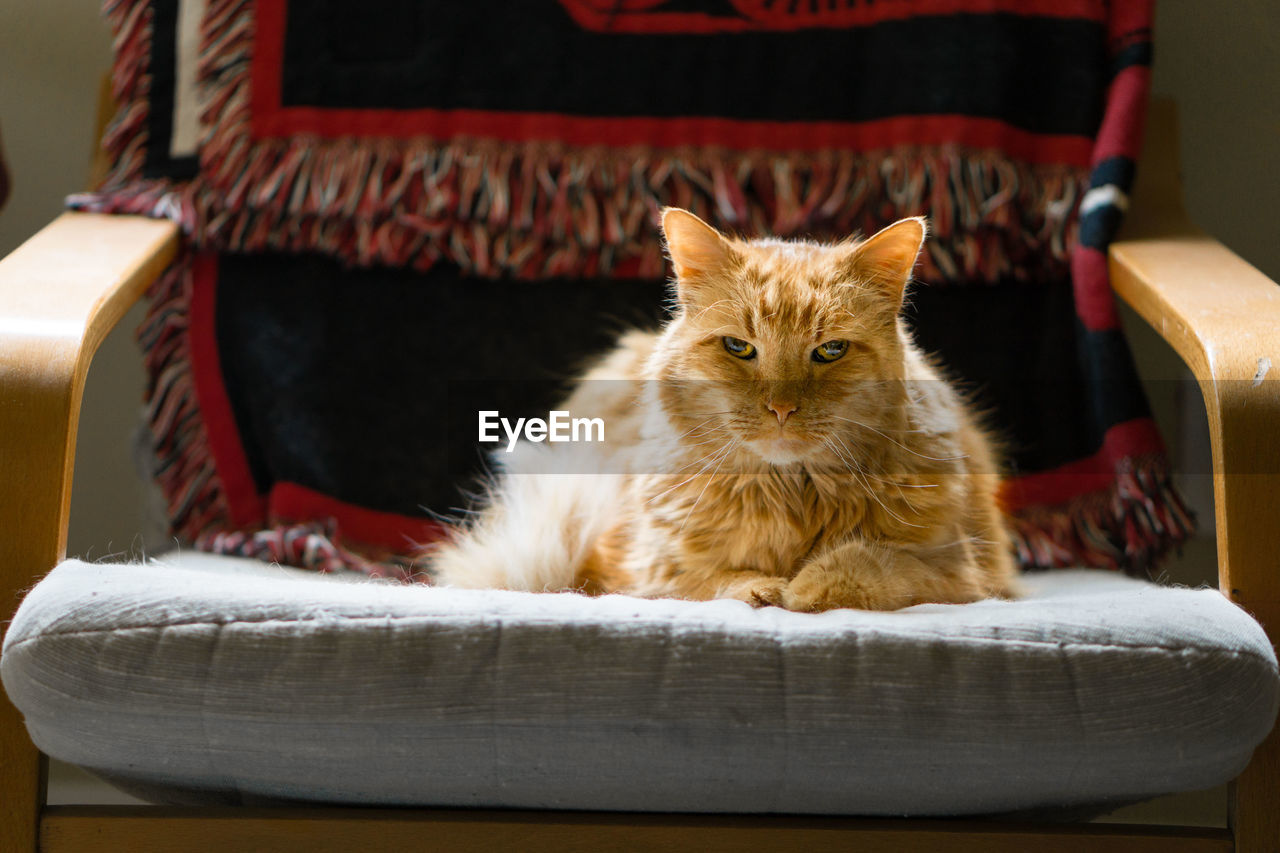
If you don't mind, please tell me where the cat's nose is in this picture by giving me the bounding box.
[767,400,798,427]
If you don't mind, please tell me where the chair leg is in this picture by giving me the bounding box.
[1215,415,1280,853]
[1230,726,1280,853]
[1,696,44,853]
[0,261,84,852]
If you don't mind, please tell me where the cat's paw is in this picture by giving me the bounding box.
[721,576,788,608]
[780,561,894,612]
[747,578,788,608]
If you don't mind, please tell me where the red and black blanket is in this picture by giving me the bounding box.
[73,0,1192,578]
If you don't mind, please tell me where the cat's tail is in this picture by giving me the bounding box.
[426,443,626,592]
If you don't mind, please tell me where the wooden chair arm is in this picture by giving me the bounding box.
[1111,226,1280,596]
[0,211,178,570]
[0,211,177,853]
[1109,100,1280,851]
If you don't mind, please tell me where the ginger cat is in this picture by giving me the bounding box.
[430,209,1018,611]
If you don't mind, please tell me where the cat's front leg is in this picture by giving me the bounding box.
[780,539,985,612]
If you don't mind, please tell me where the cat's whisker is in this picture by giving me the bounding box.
[668,439,738,472]
[674,414,735,431]
[675,439,738,536]
[675,427,727,440]
[646,441,738,503]
[819,437,863,489]
[824,432,935,501]
[652,457,720,490]
[667,436,727,455]
[921,535,992,551]
[819,435,853,469]
[810,416,925,435]
[647,450,733,507]
[828,414,968,462]
[676,425,727,438]
[672,417,719,441]
[820,435,925,528]
[689,299,736,321]
[817,438,854,481]
[846,469,939,489]
[825,432,866,473]
[854,469,925,529]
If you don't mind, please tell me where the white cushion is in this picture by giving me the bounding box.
[2,553,1276,815]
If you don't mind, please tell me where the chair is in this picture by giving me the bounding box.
[2,28,1279,853]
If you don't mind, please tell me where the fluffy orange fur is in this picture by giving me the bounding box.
[430,209,1018,611]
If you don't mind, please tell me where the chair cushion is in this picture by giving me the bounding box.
[3,554,1277,816]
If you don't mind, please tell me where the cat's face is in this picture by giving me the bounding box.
[658,209,926,466]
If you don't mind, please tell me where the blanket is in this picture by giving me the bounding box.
[72,0,1192,576]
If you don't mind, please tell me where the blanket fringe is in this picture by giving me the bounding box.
[1009,456,1197,575]
[136,254,230,541]
[198,522,419,582]
[73,0,1087,283]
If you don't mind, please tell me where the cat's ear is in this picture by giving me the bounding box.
[846,217,927,307]
[661,208,735,296]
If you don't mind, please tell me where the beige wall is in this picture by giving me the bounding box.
[0,1,155,560]
[1,2,1276,568]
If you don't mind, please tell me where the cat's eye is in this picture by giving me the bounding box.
[722,336,757,359]
[812,340,849,363]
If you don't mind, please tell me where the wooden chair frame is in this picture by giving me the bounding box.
[2,101,1277,852]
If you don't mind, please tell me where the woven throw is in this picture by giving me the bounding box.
[72,0,1193,577]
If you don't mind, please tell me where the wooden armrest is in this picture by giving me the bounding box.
[1111,229,1280,597]
[0,211,177,589]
